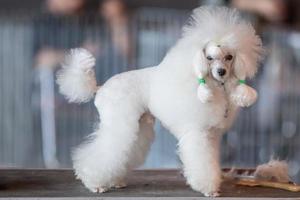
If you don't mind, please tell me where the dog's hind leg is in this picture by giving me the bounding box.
[112,113,155,189]
[129,113,155,168]
[72,108,143,193]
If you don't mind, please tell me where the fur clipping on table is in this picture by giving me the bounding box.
[223,160,299,192]
[254,159,290,183]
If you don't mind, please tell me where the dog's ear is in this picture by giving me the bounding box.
[231,52,261,107]
[233,40,264,80]
[233,53,255,80]
[193,48,209,79]
[193,49,213,103]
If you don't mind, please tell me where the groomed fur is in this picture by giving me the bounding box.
[254,159,290,183]
[182,6,264,79]
[56,48,97,103]
[57,6,264,197]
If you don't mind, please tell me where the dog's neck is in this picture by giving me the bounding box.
[207,75,237,94]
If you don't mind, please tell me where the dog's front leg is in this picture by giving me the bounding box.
[178,131,221,197]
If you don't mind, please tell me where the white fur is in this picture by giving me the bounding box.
[57,48,97,103]
[231,84,258,107]
[254,160,290,183]
[57,6,264,196]
[193,50,212,103]
[197,84,213,103]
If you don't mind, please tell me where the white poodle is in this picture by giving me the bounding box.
[57,6,264,197]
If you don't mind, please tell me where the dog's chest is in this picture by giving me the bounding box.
[148,76,238,132]
[211,85,238,130]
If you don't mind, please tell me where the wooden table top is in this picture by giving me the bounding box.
[0,169,299,199]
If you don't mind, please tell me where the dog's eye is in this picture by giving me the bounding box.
[225,54,233,61]
[206,56,213,61]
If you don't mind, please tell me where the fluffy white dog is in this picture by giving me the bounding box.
[57,6,264,197]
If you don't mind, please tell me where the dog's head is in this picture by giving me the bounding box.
[182,6,265,105]
[200,41,234,83]
[186,6,264,83]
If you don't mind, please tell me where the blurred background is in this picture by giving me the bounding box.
[1,0,300,182]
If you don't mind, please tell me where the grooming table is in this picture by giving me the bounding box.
[0,169,299,199]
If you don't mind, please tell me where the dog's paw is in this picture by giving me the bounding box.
[197,84,213,103]
[193,185,221,197]
[87,186,109,193]
[95,187,109,193]
[204,191,220,197]
[188,172,221,197]
[191,183,221,197]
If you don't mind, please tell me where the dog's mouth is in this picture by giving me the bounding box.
[210,71,227,84]
[213,75,226,83]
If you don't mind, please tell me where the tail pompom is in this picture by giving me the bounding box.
[57,48,98,103]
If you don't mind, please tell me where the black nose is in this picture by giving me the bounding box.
[217,68,226,76]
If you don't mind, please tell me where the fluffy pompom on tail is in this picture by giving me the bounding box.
[57,48,98,103]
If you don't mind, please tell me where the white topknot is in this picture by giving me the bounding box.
[183,6,242,39]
